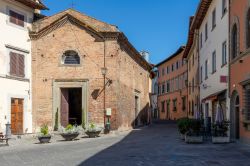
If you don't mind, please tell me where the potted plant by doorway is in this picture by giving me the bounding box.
[60,124,81,141]
[177,118,191,140]
[85,123,102,138]
[185,119,204,144]
[38,124,51,144]
[212,121,230,144]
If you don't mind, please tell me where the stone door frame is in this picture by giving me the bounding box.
[52,79,88,129]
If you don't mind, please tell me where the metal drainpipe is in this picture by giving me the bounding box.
[103,39,106,128]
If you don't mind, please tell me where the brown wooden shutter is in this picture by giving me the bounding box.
[9,10,24,27]
[18,54,25,77]
[17,14,24,27]
[9,10,17,25]
[10,52,17,76]
[10,52,25,77]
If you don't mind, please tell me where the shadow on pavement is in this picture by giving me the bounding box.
[78,122,177,166]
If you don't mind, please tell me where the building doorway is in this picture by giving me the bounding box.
[60,88,82,127]
[231,91,240,140]
[11,98,24,134]
[134,96,140,127]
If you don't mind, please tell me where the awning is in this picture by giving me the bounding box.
[202,89,227,103]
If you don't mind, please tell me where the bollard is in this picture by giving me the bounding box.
[5,122,11,138]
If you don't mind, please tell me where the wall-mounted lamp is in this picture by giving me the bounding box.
[101,67,108,76]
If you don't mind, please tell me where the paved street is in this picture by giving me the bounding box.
[1,123,250,166]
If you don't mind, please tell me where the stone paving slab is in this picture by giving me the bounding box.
[0,124,250,166]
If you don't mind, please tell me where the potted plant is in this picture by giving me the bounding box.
[177,118,191,140]
[60,124,81,141]
[185,119,203,144]
[212,121,230,144]
[85,123,102,138]
[38,124,51,144]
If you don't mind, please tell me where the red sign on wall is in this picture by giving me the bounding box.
[220,76,228,83]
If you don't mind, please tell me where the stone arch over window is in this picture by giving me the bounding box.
[230,16,240,60]
[230,19,240,60]
[62,50,80,65]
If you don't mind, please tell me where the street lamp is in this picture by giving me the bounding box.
[101,67,108,76]
[101,67,111,133]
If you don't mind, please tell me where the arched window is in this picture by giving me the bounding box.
[62,50,80,65]
[232,24,238,59]
[246,9,250,48]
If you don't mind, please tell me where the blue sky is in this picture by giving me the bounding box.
[42,0,199,64]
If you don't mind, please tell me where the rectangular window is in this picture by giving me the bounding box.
[173,99,177,111]
[222,41,227,66]
[189,82,191,95]
[9,52,25,77]
[162,68,165,76]
[205,60,208,79]
[166,66,169,74]
[205,23,208,41]
[200,66,203,83]
[172,64,175,72]
[162,83,165,94]
[189,60,191,71]
[182,97,186,111]
[192,78,195,92]
[200,33,203,48]
[161,101,165,112]
[9,10,25,27]
[212,9,216,30]
[222,0,227,16]
[166,81,170,93]
[212,51,216,73]
[176,61,179,70]
[192,54,194,66]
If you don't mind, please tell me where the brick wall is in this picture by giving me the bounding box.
[31,20,151,132]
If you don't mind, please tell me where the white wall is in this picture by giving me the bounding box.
[199,0,230,120]
[0,0,34,134]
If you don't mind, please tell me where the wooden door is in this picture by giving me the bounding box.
[11,98,23,135]
[61,89,69,127]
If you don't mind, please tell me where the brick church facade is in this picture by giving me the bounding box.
[30,9,152,132]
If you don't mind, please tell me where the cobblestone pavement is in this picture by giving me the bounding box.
[1,123,250,166]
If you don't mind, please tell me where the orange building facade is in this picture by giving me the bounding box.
[229,0,250,144]
[156,47,188,120]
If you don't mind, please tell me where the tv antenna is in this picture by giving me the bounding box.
[70,0,76,9]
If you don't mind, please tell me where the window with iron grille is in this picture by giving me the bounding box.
[9,52,25,77]
[244,86,250,121]
[62,50,80,65]
[9,10,24,27]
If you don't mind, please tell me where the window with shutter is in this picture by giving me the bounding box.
[9,52,25,77]
[9,10,24,27]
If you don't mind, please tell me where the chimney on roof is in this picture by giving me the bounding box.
[140,51,150,62]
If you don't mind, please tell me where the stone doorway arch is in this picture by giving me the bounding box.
[230,90,240,141]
